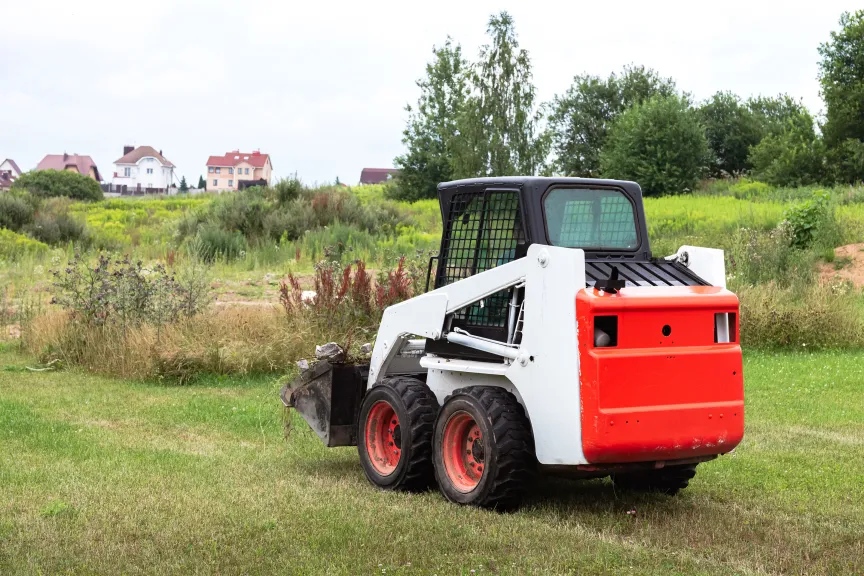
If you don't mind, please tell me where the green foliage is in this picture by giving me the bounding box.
[192,226,248,262]
[0,228,48,260]
[197,175,206,190]
[748,111,826,187]
[826,138,864,184]
[25,198,88,246]
[49,253,211,328]
[698,91,764,176]
[453,13,549,178]
[600,95,709,196]
[782,192,831,249]
[394,38,468,201]
[179,176,189,193]
[274,176,303,204]
[747,94,814,137]
[819,10,864,151]
[0,193,35,231]
[12,169,103,201]
[549,65,676,177]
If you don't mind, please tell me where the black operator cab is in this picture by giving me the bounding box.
[425,177,707,360]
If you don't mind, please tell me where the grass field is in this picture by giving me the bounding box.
[1,346,862,575]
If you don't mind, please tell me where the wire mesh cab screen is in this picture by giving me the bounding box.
[437,189,523,328]
[544,188,638,250]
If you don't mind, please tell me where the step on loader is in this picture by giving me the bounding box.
[281,177,744,511]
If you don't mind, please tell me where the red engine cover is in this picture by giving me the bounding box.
[577,286,744,464]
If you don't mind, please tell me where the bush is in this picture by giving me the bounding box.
[600,95,710,196]
[749,117,826,187]
[274,176,303,204]
[48,253,211,329]
[192,225,248,262]
[782,192,832,249]
[12,170,103,201]
[0,228,49,261]
[25,199,88,246]
[0,193,35,231]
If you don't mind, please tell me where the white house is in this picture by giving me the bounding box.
[111,146,176,191]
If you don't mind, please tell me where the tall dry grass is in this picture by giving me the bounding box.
[22,305,336,383]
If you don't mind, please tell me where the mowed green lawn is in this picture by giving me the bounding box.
[1,348,862,575]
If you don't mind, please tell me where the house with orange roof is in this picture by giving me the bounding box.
[206,150,272,191]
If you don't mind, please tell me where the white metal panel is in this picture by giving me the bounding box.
[671,245,727,288]
[420,356,509,376]
[505,244,588,465]
[367,257,529,387]
[425,369,523,407]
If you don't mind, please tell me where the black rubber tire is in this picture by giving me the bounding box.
[357,376,439,492]
[612,464,698,496]
[433,386,535,511]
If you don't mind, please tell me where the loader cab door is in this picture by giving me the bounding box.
[432,187,526,343]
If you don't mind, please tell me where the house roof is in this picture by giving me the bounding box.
[114,146,175,167]
[360,168,400,185]
[1,158,22,175]
[207,150,271,168]
[36,153,102,181]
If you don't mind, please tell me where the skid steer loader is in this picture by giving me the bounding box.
[281,177,744,510]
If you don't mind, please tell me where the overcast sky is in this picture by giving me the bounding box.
[0,1,858,185]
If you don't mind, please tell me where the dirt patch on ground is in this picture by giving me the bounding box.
[819,243,864,287]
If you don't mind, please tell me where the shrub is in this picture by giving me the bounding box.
[0,193,35,231]
[48,253,211,329]
[12,170,104,201]
[600,95,710,196]
[274,176,303,204]
[26,199,88,246]
[782,192,831,249]
[749,117,826,187]
[192,225,248,262]
[0,228,48,261]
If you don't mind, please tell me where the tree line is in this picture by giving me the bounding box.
[392,10,864,199]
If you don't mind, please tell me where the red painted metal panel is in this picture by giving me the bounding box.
[577,287,744,464]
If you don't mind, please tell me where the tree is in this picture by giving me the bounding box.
[747,94,812,138]
[393,38,468,201]
[698,91,763,177]
[819,10,864,147]
[749,109,826,187]
[452,12,549,178]
[179,176,189,193]
[549,65,676,176]
[198,175,206,190]
[600,95,709,196]
[12,169,103,201]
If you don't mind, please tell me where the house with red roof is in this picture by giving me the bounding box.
[112,145,176,192]
[0,158,22,189]
[359,168,400,185]
[206,150,272,191]
[36,153,101,181]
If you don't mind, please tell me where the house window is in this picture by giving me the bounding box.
[208,167,214,173]
[146,168,153,174]
[245,168,249,175]
[213,179,218,186]
[228,180,233,187]
[229,168,234,174]
[215,167,221,174]
[124,167,131,177]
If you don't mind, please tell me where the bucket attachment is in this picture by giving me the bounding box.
[280,361,367,447]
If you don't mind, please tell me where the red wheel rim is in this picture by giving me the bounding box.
[364,401,401,475]
[442,411,485,492]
